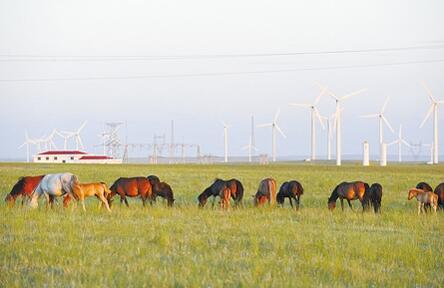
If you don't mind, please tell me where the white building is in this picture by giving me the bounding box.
[33,150,122,164]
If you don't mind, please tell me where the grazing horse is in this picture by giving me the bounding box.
[254,178,277,207]
[108,177,153,207]
[197,178,243,208]
[72,182,112,212]
[5,175,45,206]
[225,179,244,206]
[152,182,175,207]
[408,188,438,214]
[276,180,304,209]
[363,183,383,213]
[29,173,80,208]
[197,179,229,207]
[328,181,369,211]
[434,183,444,209]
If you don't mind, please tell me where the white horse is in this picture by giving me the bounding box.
[29,173,80,208]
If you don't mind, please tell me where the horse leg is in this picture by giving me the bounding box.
[347,199,354,211]
[418,203,422,215]
[98,193,111,212]
[289,197,293,208]
[340,198,344,211]
[295,196,300,210]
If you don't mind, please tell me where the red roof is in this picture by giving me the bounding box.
[38,150,88,155]
[79,155,113,160]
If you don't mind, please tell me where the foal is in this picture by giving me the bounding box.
[408,188,438,215]
[75,182,112,212]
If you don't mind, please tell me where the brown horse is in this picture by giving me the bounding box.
[219,186,232,209]
[108,177,153,207]
[254,178,277,207]
[416,182,434,212]
[5,175,45,206]
[434,183,444,209]
[408,188,438,214]
[72,182,112,212]
[152,182,175,207]
[276,180,304,209]
[328,181,369,211]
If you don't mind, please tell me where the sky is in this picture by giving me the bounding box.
[1,0,444,161]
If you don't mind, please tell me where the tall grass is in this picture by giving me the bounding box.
[0,163,443,287]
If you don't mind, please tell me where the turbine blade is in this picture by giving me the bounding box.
[382,115,394,133]
[289,103,310,107]
[77,121,88,133]
[314,107,325,129]
[387,140,398,146]
[341,88,367,100]
[360,114,379,118]
[274,109,281,123]
[401,139,411,148]
[257,123,272,128]
[421,81,437,103]
[381,97,390,113]
[419,105,434,128]
[275,125,287,138]
[314,87,326,105]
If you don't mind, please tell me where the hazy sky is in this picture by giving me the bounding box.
[1,0,443,160]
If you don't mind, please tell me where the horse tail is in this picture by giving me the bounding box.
[297,181,304,195]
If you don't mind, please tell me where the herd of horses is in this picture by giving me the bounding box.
[4,172,444,214]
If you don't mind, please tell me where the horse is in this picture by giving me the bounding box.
[108,177,153,207]
[29,173,80,208]
[434,183,444,209]
[152,182,175,207]
[328,181,369,211]
[254,178,277,207]
[197,179,229,208]
[408,188,438,214]
[276,180,304,209]
[225,179,244,206]
[72,182,112,212]
[219,186,232,209]
[416,182,434,212]
[5,175,45,206]
[363,183,383,213]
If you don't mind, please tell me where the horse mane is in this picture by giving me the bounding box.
[328,184,340,203]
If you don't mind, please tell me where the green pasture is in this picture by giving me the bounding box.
[0,162,443,287]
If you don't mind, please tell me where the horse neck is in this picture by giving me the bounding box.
[328,189,339,203]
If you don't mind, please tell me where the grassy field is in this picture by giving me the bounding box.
[0,162,443,287]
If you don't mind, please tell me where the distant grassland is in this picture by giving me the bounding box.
[0,162,443,287]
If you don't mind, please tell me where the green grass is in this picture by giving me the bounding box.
[0,162,443,287]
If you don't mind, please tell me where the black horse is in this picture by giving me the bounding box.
[276,180,304,209]
[147,175,175,206]
[363,183,383,213]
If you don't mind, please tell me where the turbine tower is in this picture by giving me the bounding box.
[388,125,411,162]
[290,87,326,161]
[419,81,444,164]
[222,122,230,163]
[257,109,286,162]
[361,98,394,145]
[321,113,337,161]
[242,115,258,162]
[322,84,366,166]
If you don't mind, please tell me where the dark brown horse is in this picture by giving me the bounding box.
[5,175,45,206]
[434,183,444,209]
[197,178,243,207]
[328,181,369,211]
[108,177,153,207]
[254,178,277,207]
[147,175,175,206]
[363,183,383,213]
[276,180,304,209]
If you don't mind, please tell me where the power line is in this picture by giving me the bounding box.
[1,44,444,62]
[0,58,443,82]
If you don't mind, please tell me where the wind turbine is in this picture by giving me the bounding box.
[222,122,230,163]
[242,115,258,162]
[18,131,36,163]
[322,84,367,166]
[388,125,411,162]
[419,81,444,164]
[257,109,286,162]
[361,98,394,145]
[290,87,326,161]
[61,121,87,150]
[42,129,58,151]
